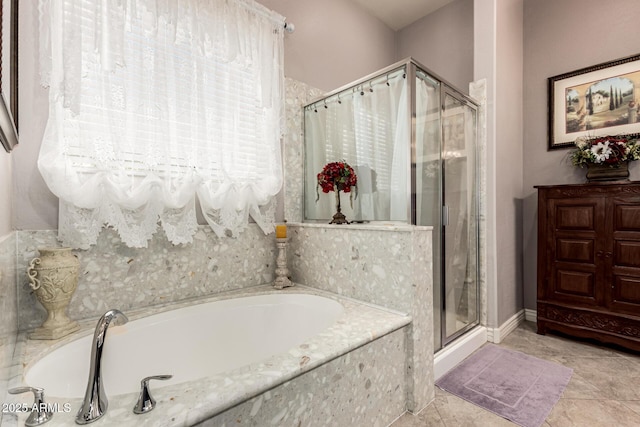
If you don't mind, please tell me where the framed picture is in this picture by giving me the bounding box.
[0,0,18,153]
[548,53,640,150]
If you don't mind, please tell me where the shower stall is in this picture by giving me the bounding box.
[303,58,480,352]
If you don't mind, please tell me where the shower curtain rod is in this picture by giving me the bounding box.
[305,68,407,111]
[304,57,480,110]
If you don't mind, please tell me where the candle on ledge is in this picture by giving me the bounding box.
[275,223,287,239]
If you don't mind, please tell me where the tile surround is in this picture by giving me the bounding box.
[287,223,434,412]
[283,77,323,224]
[469,78,488,328]
[201,327,407,427]
[16,226,277,330]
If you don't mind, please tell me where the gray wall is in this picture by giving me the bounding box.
[258,0,397,92]
[261,0,473,105]
[522,0,640,310]
[474,0,524,327]
[397,0,474,93]
[496,0,524,325]
[13,0,57,230]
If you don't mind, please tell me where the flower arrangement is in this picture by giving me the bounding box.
[316,161,358,202]
[570,135,640,168]
[316,161,358,224]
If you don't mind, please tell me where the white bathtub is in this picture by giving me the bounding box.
[14,288,411,426]
[25,293,344,398]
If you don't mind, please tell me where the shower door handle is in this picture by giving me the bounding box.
[442,205,449,227]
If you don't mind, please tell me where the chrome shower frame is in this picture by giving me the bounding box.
[302,57,481,352]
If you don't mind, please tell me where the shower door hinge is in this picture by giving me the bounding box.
[442,205,449,227]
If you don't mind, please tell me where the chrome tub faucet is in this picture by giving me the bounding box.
[76,309,128,425]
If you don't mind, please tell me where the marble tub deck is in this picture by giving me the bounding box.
[5,285,410,427]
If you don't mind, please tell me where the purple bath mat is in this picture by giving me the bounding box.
[436,344,572,427]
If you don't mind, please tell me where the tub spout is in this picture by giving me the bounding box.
[76,309,128,425]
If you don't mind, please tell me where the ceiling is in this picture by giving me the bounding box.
[350,0,456,31]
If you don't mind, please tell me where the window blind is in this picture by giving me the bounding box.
[38,0,285,248]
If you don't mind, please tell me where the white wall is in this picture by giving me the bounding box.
[397,0,474,93]
[522,0,640,310]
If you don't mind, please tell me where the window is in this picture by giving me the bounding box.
[38,0,285,248]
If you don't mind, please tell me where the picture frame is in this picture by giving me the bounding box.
[0,0,18,153]
[548,53,640,150]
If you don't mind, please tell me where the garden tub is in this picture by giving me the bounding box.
[9,286,410,426]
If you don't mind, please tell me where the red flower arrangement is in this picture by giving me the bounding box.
[316,161,358,200]
[316,161,358,224]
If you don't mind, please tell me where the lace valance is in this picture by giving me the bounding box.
[38,0,285,248]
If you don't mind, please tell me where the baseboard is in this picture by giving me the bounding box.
[524,309,537,323]
[486,310,525,343]
[434,326,487,380]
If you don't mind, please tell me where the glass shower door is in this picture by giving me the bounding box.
[441,90,479,345]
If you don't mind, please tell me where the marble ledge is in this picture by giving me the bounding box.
[6,284,411,427]
[287,222,433,233]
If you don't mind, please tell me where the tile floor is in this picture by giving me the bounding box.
[392,321,640,426]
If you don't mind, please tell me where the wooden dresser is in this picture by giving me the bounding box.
[536,181,640,352]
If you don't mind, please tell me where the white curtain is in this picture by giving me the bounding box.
[304,68,409,222]
[38,0,285,248]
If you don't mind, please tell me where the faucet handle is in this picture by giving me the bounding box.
[133,375,173,414]
[8,387,53,426]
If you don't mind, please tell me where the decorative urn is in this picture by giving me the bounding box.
[27,247,80,340]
